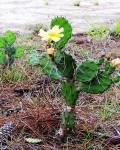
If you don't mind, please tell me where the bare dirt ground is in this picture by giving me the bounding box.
[0,0,120,34]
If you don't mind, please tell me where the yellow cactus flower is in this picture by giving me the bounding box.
[38,25,64,42]
[38,29,49,41]
[46,48,55,55]
[111,58,120,67]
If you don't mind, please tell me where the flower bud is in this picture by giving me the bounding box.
[46,48,55,55]
[111,58,120,67]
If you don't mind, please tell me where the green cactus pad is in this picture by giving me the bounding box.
[5,46,16,57]
[29,51,40,66]
[40,53,62,79]
[54,49,63,63]
[4,30,16,45]
[76,60,99,82]
[14,46,24,58]
[81,71,112,94]
[0,50,5,63]
[104,61,115,75]
[112,76,120,83]
[97,57,104,65]
[56,52,76,78]
[61,112,74,129]
[0,37,6,48]
[51,17,72,49]
[61,82,78,105]
[8,56,14,66]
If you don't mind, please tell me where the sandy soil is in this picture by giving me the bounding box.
[0,0,120,34]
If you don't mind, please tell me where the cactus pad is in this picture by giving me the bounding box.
[97,57,104,65]
[104,61,115,75]
[51,17,72,49]
[76,60,99,82]
[4,30,16,45]
[14,46,24,58]
[29,51,40,66]
[0,50,5,63]
[40,53,62,79]
[61,82,78,105]
[81,71,112,94]
[56,52,76,78]
[112,76,120,83]
[61,112,74,129]
[8,56,14,66]
[5,46,16,57]
[0,37,6,48]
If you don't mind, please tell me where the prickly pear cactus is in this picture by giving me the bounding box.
[55,51,76,78]
[51,17,72,49]
[0,30,24,67]
[76,60,99,82]
[81,71,112,94]
[61,82,78,105]
[40,53,62,79]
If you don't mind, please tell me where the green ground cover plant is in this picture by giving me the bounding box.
[0,30,24,68]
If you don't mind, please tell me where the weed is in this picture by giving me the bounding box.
[78,48,89,58]
[93,0,99,6]
[73,1,81,6]
[0,67,25,83]
[98,100,115,121]
[113,21,120,36]
[86,24,109,40]
[32,23,48,35]
[44,0,49,5]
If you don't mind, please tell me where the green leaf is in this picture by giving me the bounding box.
[0,50,5,63]
[40,53,62,79]
[4,30,16,45]
[0,37,6,48]
[61,82,78,105]
[14,46,24,58]
[25,138,42,144]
